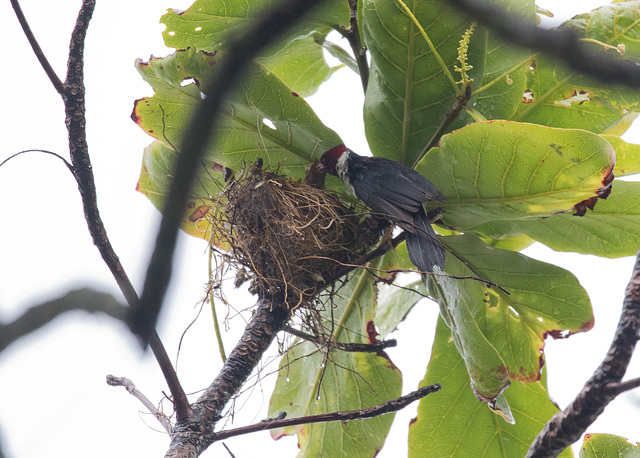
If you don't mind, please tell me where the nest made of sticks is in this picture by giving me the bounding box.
[211,163,380,311]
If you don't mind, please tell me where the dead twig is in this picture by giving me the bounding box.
[213,383,442,441]
[107,375,173,434]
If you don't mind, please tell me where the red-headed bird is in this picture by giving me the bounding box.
[320,145,446,272]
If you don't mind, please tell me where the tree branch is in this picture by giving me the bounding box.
[526,250,640,458]
[10,0,66,95]
[60,0,192,422]
[213,383,442,441]
[282,324,397,352]
[0,289,127,353]
[447,0,640,88]
[342,0,369,92]
[605,377,640,397]
[165,296,289,457]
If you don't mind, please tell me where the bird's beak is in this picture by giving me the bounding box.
[316,162,326,173]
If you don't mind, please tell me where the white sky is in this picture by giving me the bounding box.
[0,1,638,457]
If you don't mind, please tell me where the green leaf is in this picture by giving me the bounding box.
[480,233,536,252]
[268,269,402,456]
[471,0,536,121]
[136,140,222,241]
[511,2,640,133]
[160,0,350,96]
[417,121,615,230]
[580,434,640,458]
[316,35,359,74]
[132,48,343,182]
[361,0,470,165]
[409,317,574,458]
[442,234,593,382]
[426,250,509,401]
[470,181,640,258]
[603,135,640,177]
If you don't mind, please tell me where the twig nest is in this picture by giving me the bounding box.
[212,163,378,310]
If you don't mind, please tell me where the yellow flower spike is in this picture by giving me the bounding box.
[454,23,476,85]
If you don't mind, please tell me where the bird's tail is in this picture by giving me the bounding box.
[405,207,446,273]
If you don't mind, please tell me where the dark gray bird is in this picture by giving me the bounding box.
[319,145,446,272]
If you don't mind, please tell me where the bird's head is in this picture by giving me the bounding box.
[319,144,350,176]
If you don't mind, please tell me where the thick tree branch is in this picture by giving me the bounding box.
[0,289,127,353]
[526,250,640,458]
[213,383,442,441]
[10,0,66,95]
[165,296,289,457]
[447,0,640,88]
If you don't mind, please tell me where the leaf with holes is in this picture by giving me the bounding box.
[132,48,343,183]
[408,317,572,458]
[417,121,615,230]
[160,0,350,96]
[269,267,402,456]
[360,0,537,165]
[511,2,640,133]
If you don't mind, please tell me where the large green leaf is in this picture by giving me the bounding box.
[268,268,402,456]
[417,121,615,230]
[470,181,640,258]
[427,257,509,402]
[442,234,593,381]
[408,317,573,458]
[132,48,343,182]
[511,2,640,133]
[580,434,640,458]
[136,140,223,241]
[160,0,350,96]
[361,0,471,165]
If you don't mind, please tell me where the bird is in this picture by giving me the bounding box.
[319,145,446,272]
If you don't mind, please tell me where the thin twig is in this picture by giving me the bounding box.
[107,375,173,434]
[10,0,66,95]
[282,324,397,352]
[209,249,227,363]
[213,383,442,441]
[447,0,640,87]
[0,149,74,173]
[526,250,640,458]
